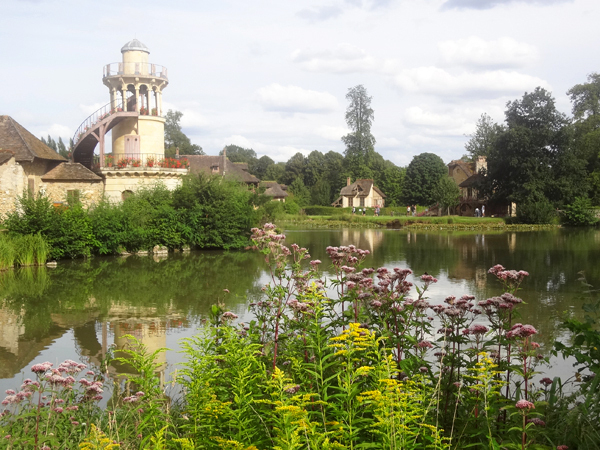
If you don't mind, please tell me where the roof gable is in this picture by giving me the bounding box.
[41,162,102,181]
[0,116,66,163]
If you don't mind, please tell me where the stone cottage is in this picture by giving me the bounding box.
[0,116,103,215]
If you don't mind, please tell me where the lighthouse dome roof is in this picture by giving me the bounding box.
[121,39,150,54]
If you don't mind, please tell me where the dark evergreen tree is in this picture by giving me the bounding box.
[342,85,376,179]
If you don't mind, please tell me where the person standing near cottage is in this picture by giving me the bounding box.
[362,208,366,216]
[406,205,410,216]
[475,207,480,217]
[482,205,485,217]
[352,206,356,215]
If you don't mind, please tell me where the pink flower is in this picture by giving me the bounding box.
[515,399,535,410]
[417,340,433,349]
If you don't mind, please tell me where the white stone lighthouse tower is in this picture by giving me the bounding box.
[103,38,168,159]
[72,39,187,202]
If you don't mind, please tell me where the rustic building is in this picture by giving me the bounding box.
[332,178,386,208]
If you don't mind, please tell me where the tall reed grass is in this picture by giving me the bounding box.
[0,233,49,269]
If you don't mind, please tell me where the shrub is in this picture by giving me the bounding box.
[283,199,300,215]
[562,197,599,226]
[303,205,351,216]
[516,194,556,224]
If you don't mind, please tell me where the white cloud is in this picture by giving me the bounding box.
[79,102,106,116]
[36,123,72,141]
[377,137,401,147]
[439,36,539,69]
[296,5,343,22]
[441,0,572,10]
[256,84,339,113]
[179,110,209,129]
[316,125,349,140]
[392,66,550,98]
[292,44,379,73]
[408,135,442,146]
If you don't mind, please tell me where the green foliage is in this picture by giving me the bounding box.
[432,176,460,215]
[516,194,557,224]
[403,152,447,205]
[283,199,300,215]
[2,177,258,259]
[464,113,503,161]
[562,197,599,226]
[287,177,310,207]
[342,85,376,180]
[3,193,96,259]
[303,206,351,216]
[164,110,204,156]
[484,87,587,208]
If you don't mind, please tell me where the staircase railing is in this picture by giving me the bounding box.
[103,62,168,79]
[72,99,130,147]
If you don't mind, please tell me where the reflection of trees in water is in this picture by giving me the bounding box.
[0,250,264,378]
[286,228,600,349]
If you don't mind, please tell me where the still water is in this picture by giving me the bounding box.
[1,228,599,392]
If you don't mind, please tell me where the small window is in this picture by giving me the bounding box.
[360,197,365,207]
[67,190,80,205]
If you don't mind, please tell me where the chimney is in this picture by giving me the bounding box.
[222,147,227,177]
[347,177,351,186]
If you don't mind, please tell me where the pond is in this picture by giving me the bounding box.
[1,227,599,394]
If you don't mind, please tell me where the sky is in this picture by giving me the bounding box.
[1,0,599,167]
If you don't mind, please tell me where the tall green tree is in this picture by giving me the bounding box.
[304,150,325,187]
[484,87,586,207]
[288,177,310,207]
[377,161,405,207]
[252,155,275,180]
[41,135,70,159]
[464,113,503,161]
[164,110,204,156]
[283,152,306,185]
[568,73,600,204]
[264,162,286,183]
[403,153,447,206]
[342,85,376,179]
[432,176,460,215]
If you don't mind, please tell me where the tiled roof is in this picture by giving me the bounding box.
[0,116,66,163]
[41,163,103,181]
[0,149,15,165]
[340,179,386,198]
[459,173,484,188]
[187,155,259,184]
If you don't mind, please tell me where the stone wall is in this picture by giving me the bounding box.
[0,156,25,217]
[42,180,104,208]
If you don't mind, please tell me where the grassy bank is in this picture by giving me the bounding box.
[278,213,549,230]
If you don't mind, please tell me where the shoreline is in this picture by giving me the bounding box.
[278,215,560,230]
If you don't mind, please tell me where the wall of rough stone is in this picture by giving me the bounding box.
[0,156,25,217]
[42,181,104,208]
